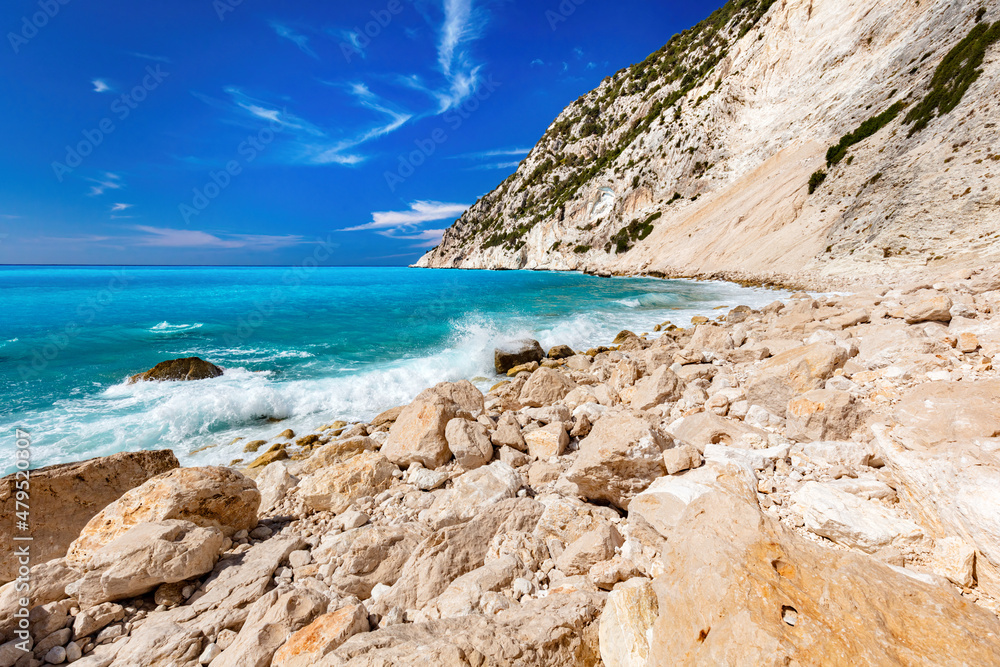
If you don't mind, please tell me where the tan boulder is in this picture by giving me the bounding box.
[746,343,849,416]
[533,494,622,547]
[904,294,953,323]
[213,585,328,667]
[930,537,977,589]
[519,367,578,407]
[66,520,224,606]
[662,444,703,474]
[421,461,522,528]
[785,389,868,442]
[424,379,486,417]
[872,424,1000,597]
[684,324,734,356]
[272,604,369,667]
[599,578,659,667]
[66,466,258,565]
[629,365,682,411]
[565,413,672,510]
[0,449,178,583]
[297,450,395,513]
[444,418,493,470]
[381,392,458,469]
[326,524,430,599]
[646,491,1000,666]
[670,411,769,452]
[295,436,377,475]
[523,422,569,459]
[555,524,623,575]
[491,412,527,451]
[892,380,1000,446]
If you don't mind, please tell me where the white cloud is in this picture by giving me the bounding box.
[377,228,446,247]
[451,147,531,160]
[87,173,123,196]
[466,160,521,171]
[92,79,111,93]
[435,0,488,111]
[530,59,544,67]
[111,203,132,212]
[132,226,305,249]
[341,201,469,232]
[270,21,319,60]
[129,52,171,63]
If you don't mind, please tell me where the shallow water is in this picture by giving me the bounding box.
[0,266,787,473]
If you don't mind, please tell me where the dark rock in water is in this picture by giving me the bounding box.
[494,339,544,374]
[129,357,223,383]
[547,344,575,360]
[612,330,639,344]
[0,450,179,584]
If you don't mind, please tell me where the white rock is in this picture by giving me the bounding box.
[199,642,222,664]
[704,442,790,471]
[930,537,976,588]
[791,482,923,553]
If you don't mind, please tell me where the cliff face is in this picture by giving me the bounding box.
[417,0,1000,286]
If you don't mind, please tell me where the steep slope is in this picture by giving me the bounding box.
[417,0,1000,287]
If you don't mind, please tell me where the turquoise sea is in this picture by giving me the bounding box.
[0,266,786,473]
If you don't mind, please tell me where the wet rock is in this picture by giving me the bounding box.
[548,344,576,360]
[495,339,544,374]
[129,357,223,383]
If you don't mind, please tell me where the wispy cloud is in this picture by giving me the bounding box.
[376,228,446,247]
[0,214,20,219]
[467,160,521,171]
[450,147,531,160]
[270,21,319,60]
[341,201,469,232]
[436,0,488,111]
[129,52,171,63]
[87,173,123,196]
[92,79,111,93]
[132,225,306,249]
[111,203,132,212]
[530,59,544,67]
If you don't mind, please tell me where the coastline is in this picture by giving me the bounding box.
[4,266,1000,664]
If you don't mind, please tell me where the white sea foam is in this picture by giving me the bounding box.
[150,321,204,334]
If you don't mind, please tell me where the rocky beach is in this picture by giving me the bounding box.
[4,267,1000,666]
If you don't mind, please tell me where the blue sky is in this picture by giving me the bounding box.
[0,0,724,266]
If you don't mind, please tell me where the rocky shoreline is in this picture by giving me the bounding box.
[4,267,1000,666]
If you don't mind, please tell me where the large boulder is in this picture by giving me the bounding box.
[0,449,178,583]
[421,461,523,529]
[669,411,768,452]
[565,413,672,510]
[892,380,1000,447]
[746,343,849,416]
[273,604,369,667]
[128,357,223,383]
[66,466,259,565]
[381,392,459,469]
[66,520,224,606]
[519,367,579,408]
[444,419,493,470]
[645,491,1000,665]
[495,339,544,374]
[873,424,1000,598]
[629,365,682,411]
[785,389,869,442]
[297,451,396,513]
[904,294,953,324]
[599,578,659,667]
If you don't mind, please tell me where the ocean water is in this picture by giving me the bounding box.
[0,266,787,473]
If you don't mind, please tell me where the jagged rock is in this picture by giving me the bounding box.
[684,324,735,356]
[491,412,527,451]
[67,467,258,565]
[421,461,522,528]
[904,294,953,323]
[566,413,672,510]
[272,604,370,667]
[786,389,869,442]
[381,392,458,469]
[297,451,395,513]
[424,380,486,417]
[295,437,377,476]
[746,343,849,416]
[523,422,569,459]
[73,602,125,639]
[67,520,224,606]
[425,555,525,618]
[375,498,543,614]
[929,537,976,589]
[872,424,1000,597]
[519,367,579,407]
[190,534,305,614]
[103,619,203,667]
[646,490,1000,665]
[495,339,544,374]
[599,577,658,667]
[548,344,576,359]
[444,419,493,471]
[371,405,404,428]
[790,481,923,553]
[662,444,703,475]
[212,585,328,667]
[522,405,573,424]
[0,450,179,583]
[556,524,623,576]
[629,365,682,411]
[327,524,429,599]
[257,462,299,514]
[669,411,768,452]
[0,559,75,643]
[892,380,1000,447]
[406,464,449,491]
[703,442,791,471]
[129,357,223,383]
